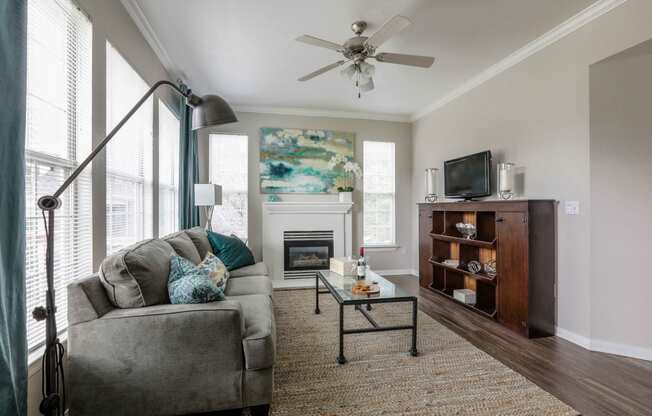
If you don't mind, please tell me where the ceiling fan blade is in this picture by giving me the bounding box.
[360,77,374,92]
[374,52,435,68]
[365,15,411,49]
[296,35,343,52]
[298,60,346,81]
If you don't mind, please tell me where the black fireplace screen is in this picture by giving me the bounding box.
[284,240,334,271]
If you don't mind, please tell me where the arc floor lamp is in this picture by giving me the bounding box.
[32,80,237,415]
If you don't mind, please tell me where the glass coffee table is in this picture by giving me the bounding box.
[315,269,418,364]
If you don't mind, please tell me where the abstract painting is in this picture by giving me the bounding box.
[259,127,355,193]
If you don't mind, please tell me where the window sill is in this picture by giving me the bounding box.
[363,244,400,252]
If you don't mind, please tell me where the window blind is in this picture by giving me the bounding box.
[158,100,180,237]
[25,0,93,352]
[105,42,153,253]
[363,141,396,246]
[209,134,249,238]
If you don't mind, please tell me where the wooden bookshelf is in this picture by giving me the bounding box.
[418,200,556,338]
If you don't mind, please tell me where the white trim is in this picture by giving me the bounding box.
[555,326,652,362]
[364,244,400,252]
[374,269,416,276]
[120,0,180,79]
[410,0,629,121]
[263,201,353,215]
[233,105,411,123]
[555,326,592,349]
[591,338,652,362]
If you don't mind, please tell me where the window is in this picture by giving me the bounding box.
[363,141,396,246]
[106,42,153,253]
[209,134,248,238]
[25,0,92,351]
[158,100,180,236]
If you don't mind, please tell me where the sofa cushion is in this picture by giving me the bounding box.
[207,231,255,271]
[184,227,213,259]
[99,239,176,308]
[224,276,272,297]
[168,255,225,304]
[162,231,202,265]
[229,262,268,278]
[227,294,275,370]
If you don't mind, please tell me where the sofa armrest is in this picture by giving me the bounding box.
[68,302,246,415]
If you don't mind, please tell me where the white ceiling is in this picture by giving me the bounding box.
[129,0,597,120]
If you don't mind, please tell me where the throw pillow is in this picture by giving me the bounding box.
[198,252,230,290]
[206,231,256,271]
[168,255,225,304]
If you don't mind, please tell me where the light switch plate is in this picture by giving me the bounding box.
[565,201,580,215]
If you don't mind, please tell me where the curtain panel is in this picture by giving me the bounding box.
[0,0,28,415]
[179,104,200,229]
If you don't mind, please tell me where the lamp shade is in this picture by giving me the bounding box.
[191,94,237,130]
[194,184,222,206]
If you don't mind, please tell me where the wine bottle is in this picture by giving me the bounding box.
[356,247,366,280]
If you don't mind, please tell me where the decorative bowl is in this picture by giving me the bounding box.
[455,222,477,239]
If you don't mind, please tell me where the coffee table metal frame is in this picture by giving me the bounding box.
[315,270,418,364]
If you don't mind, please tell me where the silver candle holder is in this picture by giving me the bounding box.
[498,162,515,200]
[424,168,439,202]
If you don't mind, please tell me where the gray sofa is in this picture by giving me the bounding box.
[66,227,275,416]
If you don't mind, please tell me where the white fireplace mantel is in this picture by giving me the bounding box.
[263,201,353,215]
[262,201,353,283]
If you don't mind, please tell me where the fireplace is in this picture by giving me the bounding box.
[283,231,334,279]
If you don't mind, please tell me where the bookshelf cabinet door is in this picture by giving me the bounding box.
[496,211,529,334]
[419,207,433,287]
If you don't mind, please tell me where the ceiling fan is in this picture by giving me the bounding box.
[296,15,435,97]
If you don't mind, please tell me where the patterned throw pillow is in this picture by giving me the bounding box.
[168,255,225,304]
[198,252,230,290]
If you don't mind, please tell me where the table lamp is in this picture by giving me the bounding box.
[195,183,223,231]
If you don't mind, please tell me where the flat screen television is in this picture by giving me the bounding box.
[444,151,492,200]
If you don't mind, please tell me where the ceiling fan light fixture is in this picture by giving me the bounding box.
[295,14,435,95]
[341,63,357,80]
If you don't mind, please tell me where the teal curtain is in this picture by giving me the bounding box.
[0,0,28,415]
[179,103,200,229]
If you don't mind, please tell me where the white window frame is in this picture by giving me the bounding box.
[157,99,180,236]
[208,134,249,239]
[24,0,93,353]
[105,41,154,254]
[363,140,397,248]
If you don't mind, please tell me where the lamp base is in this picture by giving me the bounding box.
[202,205,215,232]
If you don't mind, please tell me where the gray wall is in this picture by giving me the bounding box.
[411,0,652,343]
[197,112,413,272]
[28,1,175,414]
[589,39,652,352]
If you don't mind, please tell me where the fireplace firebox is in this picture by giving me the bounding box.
[283,231,334,279]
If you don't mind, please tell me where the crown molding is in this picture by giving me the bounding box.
[410,0,628,121]
[232,105,411,123]
[120,0,179,79]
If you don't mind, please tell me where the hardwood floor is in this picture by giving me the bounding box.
[386,275,652,416]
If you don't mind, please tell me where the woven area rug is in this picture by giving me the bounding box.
[271,289,577,416]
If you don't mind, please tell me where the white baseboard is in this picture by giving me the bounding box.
[555,327,592,349]
[556,326,652,362]
[590,338,652,362]
[374,269,418,277]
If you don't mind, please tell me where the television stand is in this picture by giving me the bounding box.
[417,200,556,338]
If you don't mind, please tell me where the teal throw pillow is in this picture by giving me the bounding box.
[206,231,256,271]
[168,255,225,304]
